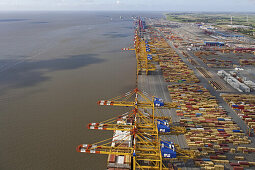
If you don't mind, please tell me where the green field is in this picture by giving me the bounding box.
[165,13,255,37]
[166,13,255,26]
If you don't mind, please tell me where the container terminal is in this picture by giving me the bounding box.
[77,15,255,170]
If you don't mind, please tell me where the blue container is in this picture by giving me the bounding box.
[218,118,225,121]
[160,141,173,148]
[154,98,164,106]
[202,158,211,161]
[157,119,168,126]
[233,130,241,133]
[154,100,164,106]
[161,148,176,158]
[147,54,152,60]
[196,113,202,117]
[158,124,170,132]
[217,129,225,132]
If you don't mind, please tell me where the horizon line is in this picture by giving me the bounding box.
[0,10,254,13]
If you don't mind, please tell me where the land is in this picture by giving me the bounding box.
[166,12,255,38]
[140,12,255,169]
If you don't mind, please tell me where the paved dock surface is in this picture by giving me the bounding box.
[136,25,255,169]
[138,72,200,170]
[138,69,188,149]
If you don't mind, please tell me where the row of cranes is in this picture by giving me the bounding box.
[134,35,157,75]
[123,18,158,76]
[77,88,197,169]
[77,18,197,169]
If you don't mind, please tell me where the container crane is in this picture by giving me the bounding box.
[98,88,177,108]
[77,88,196,169]
[122,21,157,75]
[87,109,186,135]
[134,34,156,75]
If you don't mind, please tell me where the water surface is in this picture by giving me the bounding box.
[0,11,161,170]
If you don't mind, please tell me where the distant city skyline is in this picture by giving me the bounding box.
[0,0,255,12]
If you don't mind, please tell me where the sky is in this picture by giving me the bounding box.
[0,0,255,12]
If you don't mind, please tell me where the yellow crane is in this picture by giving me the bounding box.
[134,34,156,75]
[77,18,197,169]
[77,88,196,169]
[87,109,186,135]
[78,109,194,169]
[122,27,158,77]
[97,88,177,121]
[97,88,169,123]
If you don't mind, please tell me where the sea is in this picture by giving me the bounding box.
[0,11,162,170]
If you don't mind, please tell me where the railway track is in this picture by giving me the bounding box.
[196,67,212,78]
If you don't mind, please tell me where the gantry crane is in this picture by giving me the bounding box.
[97,88,177,108]
[87,109,186,135]
[134,33,156,75]
[77,88,196,169]
[97,88,177,122]
[122,20,157,76]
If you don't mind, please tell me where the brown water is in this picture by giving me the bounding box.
[0,11,161,170]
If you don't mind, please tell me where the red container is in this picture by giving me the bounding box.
[220,144,228,147]
[230,163,240,166]
[108,154,116,163]
[238,105,245,110]
[207,143,213,147]
[223,148,230,152]
[210,156,219,159]
[238,161,249,165]
[233,167,244,170]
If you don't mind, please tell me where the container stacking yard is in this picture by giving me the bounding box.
[77,16,255,170]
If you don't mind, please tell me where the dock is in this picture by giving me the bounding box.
[77,16,255,170]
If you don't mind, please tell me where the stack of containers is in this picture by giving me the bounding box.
[221,94,255,135]
[240,59,255,65]
[158,27,183,42]
[158,45,199,83]
[195,52,232,68]
[148,27,199,83]
[168,84,253,169]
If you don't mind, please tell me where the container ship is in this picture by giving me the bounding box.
[107,116,132,170]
